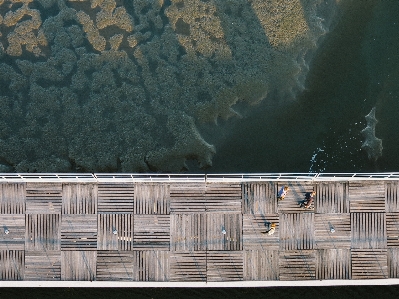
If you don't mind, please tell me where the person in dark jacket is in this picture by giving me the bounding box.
[300,191,316,209]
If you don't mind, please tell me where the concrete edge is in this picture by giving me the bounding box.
[1,279,399,288]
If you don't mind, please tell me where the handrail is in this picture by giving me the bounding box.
[0,173,398,182]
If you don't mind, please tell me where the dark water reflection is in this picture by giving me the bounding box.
[2,286,399,299]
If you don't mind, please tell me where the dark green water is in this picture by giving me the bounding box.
[1,285,399,298]
[209,0,399,174]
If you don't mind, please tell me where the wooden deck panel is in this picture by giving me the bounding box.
[279,250,316,280]
[132,250,169,281]
[97,214,133,251]
[386,182,399,212]
[170,214,206,251]
[316,182,348,214]
[315,214,351,249]
[97,183,134,214]
[207,251,243,281]
[24,251,61,281]
[388,248,399,278]
[242,182,277,215]
[351,249,388,279]
[206,214,242,251]
[277,182,315,213]
[61,251,96,281]
[61,215,97,250]
[133,215,170,250]
[170,183,207,213]
[169,251,207,282]
[316,249,351,279]
[243,214,279,250]
[351,212,386,249]
[204,184,242,213]
[0,250,24,280]
[25,214,60,251]
[244,250,279,281]
[62,183,97,214]
[26,183,62,214]
[0,183,25,214]
[386,213,399,247]
[135,184,169,215]
[96,251,133,281]
[0,215,25,250]
[349,181,385,212]
[280,213,314,250]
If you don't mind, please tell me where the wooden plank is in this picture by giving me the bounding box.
[280,213,314,250]
[96,251,133,281]
[25,214,60,251]
[315,214,351,249]
[62,183,97,214]
[207,251,243,282]
[243,214,279,250]
[133,215,170,250]
[26,183,62,214]
[170,251,206,281]
[0,215,25,250]
[97,214,133,251]
[24,251,61,281]
[244,250,279,281]
[61,251,96,281]
[206,213,242,251]
[170,183,207,213]
[351,212,386,249]
[388,248,399,278]
[351,249,388,279]
[0,183,25,214]
[349,181,385,212]
[0,250,24,280]
[316,249,351,279]
[316,182,348,214]
[61,215,97,250]
[132,250,169,281]
[386,182,399,212]
[386,213,399,247]
[279,250,316,280]
[134,184,169,215]
[277,182,315,213]
[98,183,134,214]
[170,214,206,251]
[242,182,277,214]
[205,183,242,213]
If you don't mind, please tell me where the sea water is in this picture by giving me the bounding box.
[209,0,399,175]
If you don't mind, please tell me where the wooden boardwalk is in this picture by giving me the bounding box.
[1,174,399,282]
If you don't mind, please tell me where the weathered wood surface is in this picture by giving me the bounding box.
[98,183,134,214]
[316,182,348,214]
[315,213,351,249]
[0,179,399,281]
[316,249,351,280]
